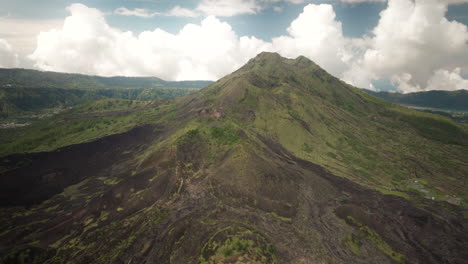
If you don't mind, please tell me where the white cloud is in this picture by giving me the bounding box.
[340,0,385,3]
[272,4,352,77]
[446,0,468,4]
[274,0,468,4]
[112,0,319,18]
[114,6,199,18]
[114,7,159,18]
[0,39,19,68]
[196,0,261,17]
[339,0,468,3]
[29,4,271,80]
[343,0,468,92]
[30,3,350,80]
[168,6,200,18]
[273,6,284,12]
[426,68,468,91]
[389,68,468,93]
[26,1,468,92]
[0,17,61,58]
[282,0,308,3]
[115,0,263,18]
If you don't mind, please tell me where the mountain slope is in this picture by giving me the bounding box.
[1,53,467,264]
[191,52,468,202]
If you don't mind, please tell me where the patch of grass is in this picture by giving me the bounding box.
[200,225,276,264]
[200,236,275,264]
[288,109,302,120]
[97,177,120,185]
[209,126,240,145]
[62,179,90,200]
[345,216,405,263]
[400,113,467,145]
[0,98,175,156]
[375,187,410,200]
[99,211,110,222]
[176,129,200,146]
[221,237,253,257]
[269,211,292,223]
[344,234,362,256]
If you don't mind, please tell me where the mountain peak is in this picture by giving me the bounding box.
[245,52,284,67]
[240,52,321,74]
[254,51,283,60]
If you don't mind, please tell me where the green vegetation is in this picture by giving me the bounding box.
[399,111,467,145]
[0,68,211,90]
[217,237,252,258]
[344,216,405,263]
[174,123,241,149]
[0,68,211,120]
[203,53,468,205]
[344,234,362,256]
[365,89,468,123]
[209,126,240,145]
[176,129,200,146]
[268,212,292,223]
[0,98,172,156]
[200,232,276,264]
[0,86,198,120]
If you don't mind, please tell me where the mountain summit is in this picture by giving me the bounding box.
[1,53,467,263]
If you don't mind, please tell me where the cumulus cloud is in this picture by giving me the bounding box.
[0,17,61,59]
[29,3,271,80]
[0,39,19,68]
[343,0,468,92]
[426,68,468,90]
[29,3,350,80]
[28,1,468,92]
[272,4,352,77]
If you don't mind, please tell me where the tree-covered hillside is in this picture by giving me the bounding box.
[0,68,212,89]
[0,68,213,119]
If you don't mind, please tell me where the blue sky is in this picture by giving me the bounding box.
[3,0,467,38]
[0,0,467,92]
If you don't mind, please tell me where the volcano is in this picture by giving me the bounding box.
[1,52,467,264]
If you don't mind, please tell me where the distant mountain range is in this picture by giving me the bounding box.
[365,89,468,112]
[0,68,212,89]
[0,68,213,119]
[1,53,467,264]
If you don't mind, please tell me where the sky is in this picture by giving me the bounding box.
[0,0,467,92]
